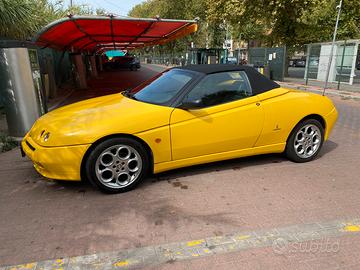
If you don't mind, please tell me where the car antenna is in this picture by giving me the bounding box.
[323,0,343,96]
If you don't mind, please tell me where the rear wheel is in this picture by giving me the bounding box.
[285,119,324,162]
[85,137,149,193]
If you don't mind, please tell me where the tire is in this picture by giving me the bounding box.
[285,119,324,163]
[85,137,150,193]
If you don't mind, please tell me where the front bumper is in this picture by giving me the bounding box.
[324,107,338,140]
[21,135,91,181]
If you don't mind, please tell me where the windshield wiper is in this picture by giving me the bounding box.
[122,89,138,100]
[122,89,131,97]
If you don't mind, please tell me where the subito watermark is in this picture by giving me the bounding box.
[272,237,340,255]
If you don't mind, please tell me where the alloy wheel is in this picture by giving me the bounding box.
[95,144,142,189]
[293,124,322,159]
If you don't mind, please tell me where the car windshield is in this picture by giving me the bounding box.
[129,69,194,105]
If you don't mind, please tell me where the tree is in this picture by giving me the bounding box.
[206,0,317,49]
[128,0,226,51]
[302,0,360,43]
[207,0,360,49]
[0,0,41,39]
[95,8,107,16]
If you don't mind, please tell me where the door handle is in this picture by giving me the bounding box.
[256,102,261,106]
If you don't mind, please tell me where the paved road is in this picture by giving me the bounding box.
[58,64,166,107]
[288,67,305,79]
[1,65,360,269]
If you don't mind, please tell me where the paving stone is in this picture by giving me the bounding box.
[1,66,360,269]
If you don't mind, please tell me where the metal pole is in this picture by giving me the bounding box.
[305,44,311,85]
[323,0,343,95]
[69,0,73,14]
[337,40,346,90]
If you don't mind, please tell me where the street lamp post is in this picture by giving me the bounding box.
[323,0,343,95]
[69,0,74,15]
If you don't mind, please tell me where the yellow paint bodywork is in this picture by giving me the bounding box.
[170,95,263,160]
[22,135,90,180]
[22,88,338,181]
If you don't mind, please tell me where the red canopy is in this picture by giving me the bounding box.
[34,15,198,53]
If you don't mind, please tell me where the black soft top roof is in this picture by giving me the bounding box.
[175,64,280,95]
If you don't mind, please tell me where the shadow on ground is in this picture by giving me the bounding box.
[51,140,338,192]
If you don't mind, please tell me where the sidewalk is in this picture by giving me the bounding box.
[279,79,360,101]
[284,77,360,93]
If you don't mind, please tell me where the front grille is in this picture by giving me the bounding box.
[26,140,35,151]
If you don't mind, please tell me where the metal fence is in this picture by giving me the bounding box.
[140,54,187,67]
[287,40,360,90]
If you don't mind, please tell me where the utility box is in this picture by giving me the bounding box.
[249,47,286,81]
[0,40,46,139]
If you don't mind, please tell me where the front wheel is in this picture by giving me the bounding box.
[285,119,324,163]
[85,137,149,193]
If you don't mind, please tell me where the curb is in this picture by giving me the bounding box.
[279,82,360,100]
[2,218,360,270]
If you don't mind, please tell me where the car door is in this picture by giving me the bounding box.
[170,70,264,161]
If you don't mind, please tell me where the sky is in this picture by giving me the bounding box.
[63,0,145,16]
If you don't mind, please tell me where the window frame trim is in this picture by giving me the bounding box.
[133,69,203,107]
[174,70,254,109]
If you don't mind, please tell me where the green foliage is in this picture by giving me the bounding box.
[130,0,360,55]
[95,8,107,16]
[1,0,359,52]
[128,0,222,51]
[208,0,360,48]
[0,0,40,39]
[0,132,17,152]
[302,0,360,42]
[207,0,316,48]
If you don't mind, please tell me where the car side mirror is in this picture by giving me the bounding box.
[178,99,203,110]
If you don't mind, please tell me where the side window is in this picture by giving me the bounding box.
[186,71,252,108]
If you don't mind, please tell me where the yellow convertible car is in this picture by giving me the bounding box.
[21,65,338,193]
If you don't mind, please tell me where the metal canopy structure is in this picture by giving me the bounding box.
[34,15,198,54]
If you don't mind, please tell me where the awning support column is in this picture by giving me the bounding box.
[90,55,98,77]
[73,53,87,89]
[97,55,103,72]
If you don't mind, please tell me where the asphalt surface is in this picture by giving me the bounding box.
[288,67,306,79]
[59,65,166,106]
[1,64,360,269]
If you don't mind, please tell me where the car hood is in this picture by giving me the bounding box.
[29,93,173,147]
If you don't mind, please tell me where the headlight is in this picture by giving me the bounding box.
[43,132,50,142]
